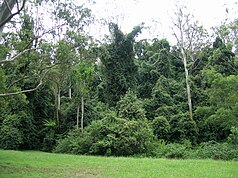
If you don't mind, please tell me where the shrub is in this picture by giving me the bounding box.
[151,116,170,140]
[0,115,23,150]
[227,126,238,145]
[155,140,192,159]
[117,90,146,120]
[169,112,198,143]
[153,140,238,160]
[187,141,238,160]
[54,112,156,156]
[54,129,83,154]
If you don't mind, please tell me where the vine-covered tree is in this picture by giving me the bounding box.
[99,23,142,106]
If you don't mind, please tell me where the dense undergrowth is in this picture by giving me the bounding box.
[54,122,238,161]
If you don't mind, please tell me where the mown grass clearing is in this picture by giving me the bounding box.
[0,150,237,178]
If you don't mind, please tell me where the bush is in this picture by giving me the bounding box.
[151,116,170,140]
[54,129,84,154]
[187,141,238,160]
[0,115,23,150]
[154,141,238,160]
[54,112,156,156]
[117,90,146,120]
[169,112,198,143]
[155,140,192,159]
[227,126,238,145]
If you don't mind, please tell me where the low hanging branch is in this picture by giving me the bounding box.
[0,80,43,97]
[0,67,53,97]
[0,48,33,64]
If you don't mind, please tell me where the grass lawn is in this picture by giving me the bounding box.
[0,150,238,178]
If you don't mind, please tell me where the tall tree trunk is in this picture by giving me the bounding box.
[56,86,61,128]
[76,104,80,129]
[81,96,84,133]
[69,88,72,99]
[69,81,72,99]
[181,47,193,121]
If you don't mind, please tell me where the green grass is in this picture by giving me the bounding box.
[0,150,238,178]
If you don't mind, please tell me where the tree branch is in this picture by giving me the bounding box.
[0,0,26,30]
[0,48,33,64]
[0,80,43,97]
[0,67,54,97]
[16,0,20,11]
[3,0,13,14]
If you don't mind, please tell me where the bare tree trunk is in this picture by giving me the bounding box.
[181,47,193,121]
[76,104,80,129]
[69,88,72,99]
[81,96,84,133]
[172,5,208,122]
[68,80,72,99]
[56,86,61,128]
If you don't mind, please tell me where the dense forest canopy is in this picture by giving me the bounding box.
[0,0,238,159]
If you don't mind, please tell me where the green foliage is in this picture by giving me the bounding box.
[117,90,146,120]
[209,37,237,76]
[55,112,155,156]
[145,76,186,120]
[169,112,198,143]
[135,39,181,99]
[154,141,238,160]
[54,0,92,30]
[188,141,238,160]
[72,60,95,97]
[227,126,238,145]
[151,116,170,140]
[0,68,6,92]
[1,0,238,160]
[0,93,38,150]
[40,119,57,152]
[0,115,23,150]
[203,68,238,108]
[0,68,7,118]
[195,69,238,141]
[99,23,141,106]
[160,141,192,159]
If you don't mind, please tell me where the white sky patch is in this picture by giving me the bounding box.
[88,0,237,43]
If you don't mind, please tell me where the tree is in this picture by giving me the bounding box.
[0,12,50,97]
[145,75,186,120]
[72,60,95,132]
[47,39,75,128]
[0,0,93,97]
[99,23,142,106]
[209,37,237,76]
[212,9,238,56]
[136,39,175,98]
[116,90,146,120]
[195,68,238,141]
[171,5,210,121]
[169,112,198,143]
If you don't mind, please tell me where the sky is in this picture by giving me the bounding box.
[88,0,237,43]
